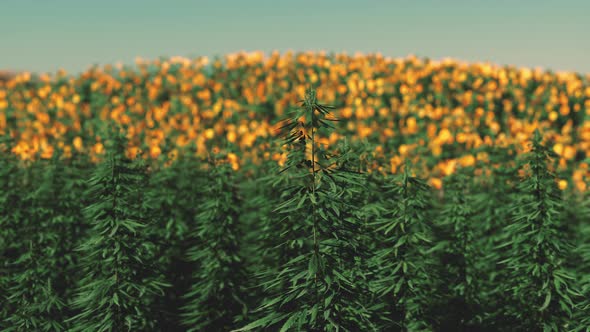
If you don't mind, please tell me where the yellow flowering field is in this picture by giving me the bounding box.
[0,51,588,190]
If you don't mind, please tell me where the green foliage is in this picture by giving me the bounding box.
[1,134,90,331]
[0,135,27,329]
[434,167,483,330]
[3,154,75,331]
[572,182,590,331]
[0,89,588,331]
[68,127,169,331]
[238,88,377,331]
[181,155,250,331]
[145,152,206,330]
[498,130,581,331]
[371,162,436,331]
[468,145,522,329]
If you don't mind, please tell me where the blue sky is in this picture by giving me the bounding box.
[1,0,588,73]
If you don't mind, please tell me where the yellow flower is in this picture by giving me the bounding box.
[93,142,104,155]
[563,146,576,160]
[406,117,417,134]
[432,145,442,157]
[429,178,442,190]
[40,145,54,159]
[150,145,162,159]
[205,128,215,140]
[558,180,568,190]
[553,143,564,156]
[438,128,452,144]
[227,152,238,162]
[398,144,409,156]
[459,155,476,167]
[227,131,237,143]
[73,136,83,151]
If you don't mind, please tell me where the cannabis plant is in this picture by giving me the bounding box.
[572,177,590,331]
[0,134,25,328]
[237,87,376,331]
[181,153,250,331]
[371,162,436,331]
[498,130,581,331]
[435,167,483,330]
[145,150,206,330]
[68,126,169,331]
[3,152,74,331]
[468,145,522,329]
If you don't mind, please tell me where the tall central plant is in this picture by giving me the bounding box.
[237,87,376,331]
[499,130,581,331]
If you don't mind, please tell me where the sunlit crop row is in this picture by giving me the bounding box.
[0,51,588,190]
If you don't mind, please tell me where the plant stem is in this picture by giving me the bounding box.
[310,103,321,324]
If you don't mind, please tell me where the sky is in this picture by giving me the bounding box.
[1,0,588,74]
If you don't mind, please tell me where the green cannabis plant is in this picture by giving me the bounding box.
[0,133,19,326]
[238,87,376,331]
[435,167,482,330]
[572,177,590,331]
[498,130,581,331]
[3,152,78,331]
[68,126,169,331]
[181,153,250,331]
[371,162,436,331]
[145,150,206,330]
